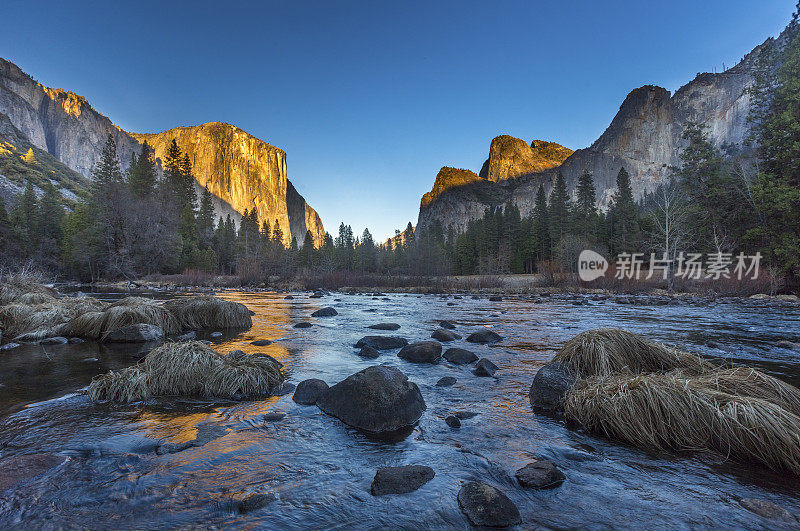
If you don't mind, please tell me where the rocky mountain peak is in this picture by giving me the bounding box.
[421,167,481,208]
[478,134,572,182]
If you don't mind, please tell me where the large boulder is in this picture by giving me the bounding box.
[444,348,478,365]
[292,378,329,405]
[370,465,435,495]
[515,459,566,489]
[457,481,521,527]
[466,329,503,344]
[439,320,456,330]
[354,336,408,350]
[317,366,426,435]
[431,329,461,342]
[529,362,576,411]
[104,324,164,343]
[312,307,338,317]
[473,358,498,377]
[368,323,401,331]
[398,341,442,364]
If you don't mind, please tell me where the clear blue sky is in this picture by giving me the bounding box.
[0,1,793,240]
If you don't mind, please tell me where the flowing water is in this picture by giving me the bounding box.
[1,291,799,529]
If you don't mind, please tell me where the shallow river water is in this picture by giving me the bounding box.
[1,291,799,529]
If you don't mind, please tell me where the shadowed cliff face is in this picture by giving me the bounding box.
[418,28,785,234]
[131,123,324,247]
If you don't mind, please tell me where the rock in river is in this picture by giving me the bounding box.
[355,336,409,350]
[357,346,380,359]
[529,362,576,412]
[104,324,163,343]
[39,336,69,345]
[294,322,313,328]
[445,415,461,428]
[398,341,442,364]
[0,453,65,491]
[515,459,566,489]
[473,358,498,377]
[431,329,461,342]
[293,378,329,405]
[312,307,338,317]
[457,481,521,527]
[317,366,426,435]
[466,329,503,344]
[251,339,272,346]
[436,376,456,387]
[439,320,456,330]
[368,323,401,331]
[371,465,435,495]
[444,348,478,365]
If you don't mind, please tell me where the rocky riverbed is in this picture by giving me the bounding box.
[1,290,799,528]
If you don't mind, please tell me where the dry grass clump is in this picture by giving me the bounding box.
[552,328,711,379]
[0,275,57,305]
[164,296,253,330]
[62,297,179,339]
[0,296,108,340]
[564,371,800,474]
[87,342,284,402]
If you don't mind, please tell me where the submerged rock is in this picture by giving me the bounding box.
[310,292,324,298]
[431,329,461,342]
[445,415,461,428]
[177,331,197,340]
[444,348,478,365]
[293,378,329,405]
[436,376,456,387]
[371,465,435,495]
[529,362,576,411]
[0,453,65,491]
[740,498,799,523]
[439,320,456,330]
[368,323,401,330]
[251,339,272,346]
[210,332,223,338]
[473,358,499,377]
[284,295,294,300]
[312,307,338,317]
[515,459,566,489]
[357,346,380,359]
[466,329,503,344]
[273,382,296,396]
[235,493,277,513]
[294,322,313,328]
[104,324,163,343]
[457,481,521,527]
[317,365,426,435]
[398,341,442,364]
[263,412,286,422]
[39,336,69,345]
[355,336,409,350]
[68,337,85,344]
[489,295,503,302]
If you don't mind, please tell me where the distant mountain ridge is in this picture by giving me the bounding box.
[417,26,790,234]
[0,57,324,245]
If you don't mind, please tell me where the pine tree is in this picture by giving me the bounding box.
[608,167,640,256]
[272,218,283,247]
[180,153,198,211]
[574,169,598,239]
[128,141,157,198]
[13,181,39,252]
[299,229,315,269]
[548,171,570,247]
[532,184,551,264]
[196,187,215,249]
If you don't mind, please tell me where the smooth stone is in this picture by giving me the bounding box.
[210,332,223,338]
[292,379,329,405]
[740,498,798,523]
[466,329,503,344]
[104,324,163,343]
[445,415,461,428]
[443,348,478,365]
[439,320,456,329]
[436,377,457,387]
[357,346,380,359]
[515,459,566,489]
[177,331,197,341]
[312,307,338,317]
[371,465,435,496]
[294,322,313,328]
[0,453,65,491]
[263,412,286,422]
[310,292,324,298]
[398,341,442,364]
[68,337,85,344]
[473,358,499,377]
[39,336,68,345]
[355,336,409,350]
[0,342,20,350]
[457,482,521,527]
[431,329,461,342]
[447,302,455,306]
[284,295,294,300]
[529,362,576,411]
[251,339,273,346]
[368,323,401,330]
[454,411,478,419]
[489,296,503,302]
[234,493,277,513]
[272,382,296,396]
[317,365,426,435]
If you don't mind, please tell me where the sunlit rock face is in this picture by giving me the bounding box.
[417,29,785,234]
[0,57,142,178]
[132,123,324,247]
[479,136,572,183]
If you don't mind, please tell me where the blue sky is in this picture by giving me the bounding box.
[0,1,793,240]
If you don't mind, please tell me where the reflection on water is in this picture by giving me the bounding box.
[1,291,799,528]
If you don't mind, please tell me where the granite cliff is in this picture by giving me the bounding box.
[0,57,323,246]
[418,28,785,234]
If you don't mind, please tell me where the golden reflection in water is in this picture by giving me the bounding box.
[135,411,217,444]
